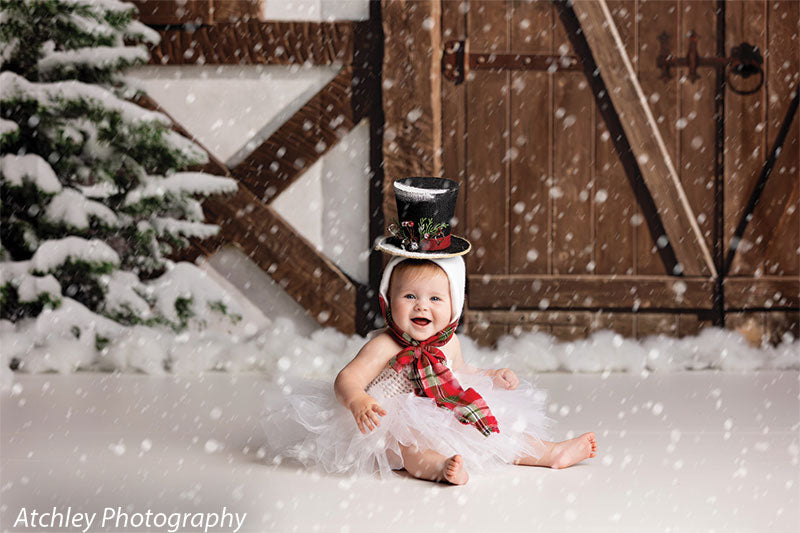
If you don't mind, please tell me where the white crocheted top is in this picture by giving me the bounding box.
[365,357,453,399]
[365,367,414,398]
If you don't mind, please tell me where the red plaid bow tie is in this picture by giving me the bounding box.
[379,296,500,436]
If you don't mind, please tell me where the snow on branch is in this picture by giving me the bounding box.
[0,118,19,138]
[124,172,237,206]
[62,0,136,16]
[75,181,120,199]
[0,71,169,126]
[44,188,119,229]
[1,154,63,194]
[0,264,62,304]
[162,129,210,164]
[152,217,219,240]
[37,45,149,78]
[124,20,160,45]
[67,13,116,41]
[101,270,152,319]
[0,260,61,303]
[31,236,119,273]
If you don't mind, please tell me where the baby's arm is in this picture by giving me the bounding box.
[334,333,396,434]
[447,334,519,390]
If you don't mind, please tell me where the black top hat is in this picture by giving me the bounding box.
[375,177,471,258]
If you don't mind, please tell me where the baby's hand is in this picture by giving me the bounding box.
[349,394,387,434]
[491,368,519,390]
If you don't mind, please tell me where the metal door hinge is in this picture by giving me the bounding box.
[443,40,581,85]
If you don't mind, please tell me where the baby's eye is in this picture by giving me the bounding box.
[403,294,416,300]
[431,296,441,302]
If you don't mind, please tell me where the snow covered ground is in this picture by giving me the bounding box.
[2,370,798,532]
[2,249,799,532]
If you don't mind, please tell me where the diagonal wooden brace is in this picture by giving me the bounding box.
[566,0,718,278]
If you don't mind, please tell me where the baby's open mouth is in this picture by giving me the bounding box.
[411,318,431,326]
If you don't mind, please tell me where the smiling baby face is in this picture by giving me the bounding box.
[388,261,452,341]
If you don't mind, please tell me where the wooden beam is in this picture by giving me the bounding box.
[134,92,360,333]
[132,1,261,25]
[468,275,715,310]
[211,0,261,23]
[131,1,213,25]
[724,277,800,309]
[381,0,443,225]
[201,187,359,333]
[146,22,357,66]
[729,98,800,273]
[566,0,717,277]
[231,66,365,203]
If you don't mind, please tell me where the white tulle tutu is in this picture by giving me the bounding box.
[263,366,553,478]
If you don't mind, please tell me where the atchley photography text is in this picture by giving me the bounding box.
[12,506,246,533]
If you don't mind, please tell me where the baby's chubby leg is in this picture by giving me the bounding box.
[514,432,597,469]
[399,444,469,485]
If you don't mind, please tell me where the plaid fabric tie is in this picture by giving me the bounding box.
[378,296,500,436]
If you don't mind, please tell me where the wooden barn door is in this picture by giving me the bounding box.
[441,0,799,344]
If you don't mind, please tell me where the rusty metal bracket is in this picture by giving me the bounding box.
[443,40,581,85]
[657,31,763,95]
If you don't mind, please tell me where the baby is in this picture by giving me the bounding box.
[334,257,596,484]
[265,177,595,483]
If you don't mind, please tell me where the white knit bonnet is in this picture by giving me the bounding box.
[378,255,466,322]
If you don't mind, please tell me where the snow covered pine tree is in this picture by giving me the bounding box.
[0,0,240,374]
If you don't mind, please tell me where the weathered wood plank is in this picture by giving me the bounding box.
[211,0,260,23]
[441,2,467,242]
[381,0,443,227]
[595,0,636,276]
[636,313,678,338]
[509,0,551,275]
[194,26,220,64]
[468,322,509,348]
[680,1,717,254]
[591,310,635,338]
[724,276,800,309]
[469,309,588,327]
[468,275,715,309]
[677,312,711,338]
[466,309,794,346]
[552,64,593,275]
[570,0,716,277]
[232,67,362,203]
[725,0,767,276]
[466,0,508,275]
[635,0,677,276]
[763,179,799,275]
[145,22,356,66]
[735,0,800,276]
[552,9,594,276]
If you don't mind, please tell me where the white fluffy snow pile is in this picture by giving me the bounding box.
[2,282,797,393]
[0,261,263,388]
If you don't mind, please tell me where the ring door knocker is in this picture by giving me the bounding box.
[657,31,764,95]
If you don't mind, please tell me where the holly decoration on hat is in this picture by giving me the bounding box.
[389,217,448,252]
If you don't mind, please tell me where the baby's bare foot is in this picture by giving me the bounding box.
[550,432,597,469]
[442,454,469,485]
